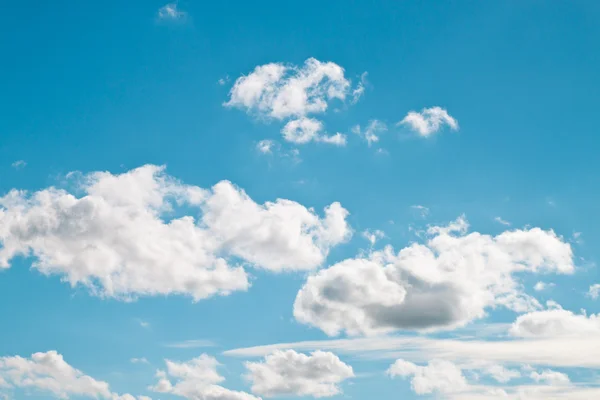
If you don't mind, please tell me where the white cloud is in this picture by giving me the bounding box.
[530,369,570,385]
[131,358,149,364]
[589,283,600,299]
[294,216,574,336]
[225,58,350,121]
[157,3,186,20]
[410,205,429,218]
[361,229,385,246]
[399,106,458,137]
[281,118,323,144]
[244,350,354,398]
[350,72,368,104]
[0,165,351,300]
[352,120,387,146]
[151,354,259,400]
[387,359,468,395]
[482,364,521,383]
[256,140,275,154]
[494,217,511,226]
[11,160,26,170]
[317,133,347,146]
[533,281,554,291]
[510,306,600,338]
[0,351,141,399]
[218,76,230,86]
[166,339,216,349]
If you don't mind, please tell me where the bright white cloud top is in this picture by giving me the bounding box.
[244,350,354,398]
[399,106,459,137]
[0,351,144,400]
[294,216,574,336]
[0,165,351,300]
[151,354,259,400]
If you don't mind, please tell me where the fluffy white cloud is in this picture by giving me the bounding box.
[387,359,468,395]
[157,3,185,20]
[225,58,362,146]
[0,351,141,399]
[533,281,554,291]
[294,216,574,336]
[589,283,600,299]
[256,140,275,154]
[399,106,458,137]
[510,306,600,338]
[281,118,323,144]
[151,354,259,400]
[0,165,351,300]
[244,350,353,398]
[225,58,350,120]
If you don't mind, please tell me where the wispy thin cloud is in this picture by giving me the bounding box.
[130,357,149,364]
[157,3,186,21]
[11,160,26,170]
[411,205,430,218]
[494,216,511,226]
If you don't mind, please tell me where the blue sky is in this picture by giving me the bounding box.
[1,1,600,399]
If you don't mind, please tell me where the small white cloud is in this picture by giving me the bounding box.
[138,319,150,329]
[399,106,458,137]
[350,72,368,104]
[157,3,186,20]
[317,133,347,146]
[217,75,230,86]
[483,364,521,383]
[131,358,149,364]
[165,339,216,349]
[361,229,385,246]
[353,120,387,146]
[11,160,26,170]
[589,284,600,299]
[256,139,275,154]
[244,350,354,398]
[410,205,429,218]
[534,281,555,292]
[510,306,600,338]
[494,216,511,226]
[281,117,323,144]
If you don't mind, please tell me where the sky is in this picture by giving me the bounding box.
[1,1,600,399]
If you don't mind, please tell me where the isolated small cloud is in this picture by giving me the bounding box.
[399,106,458,137]
[411,205,429,218]
[589,284,600,299]
[387,359,468,395]
[157,3,186,20]
[130,358,149,364]
[494,216,511,226]
[352,120,387,146]
[351,72,368,104]
[256,140,275,154]
[11,160,26,170]
[361,229,385,246]
[534,281,554,292]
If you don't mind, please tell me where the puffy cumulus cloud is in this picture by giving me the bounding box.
[0,165,351,300]
[225,58,351,120]
[244,350,354,398]
[225,58,361,146]
[151,354,259,400]
[281,118,323,144]
[399,106,458,137]
[510,306,600,338]
[387,359,468,395]
[294,216,574,336]
[0,351,143,399]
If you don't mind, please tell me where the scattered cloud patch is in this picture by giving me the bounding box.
[510,304,600,338]
[166,339,216,349]
[530,369,570,385]
[410,205,429,218]
[361,229,385,247]
[157,3,186,20]
[131,358,149,364]
[350,72,368,104]
[256,140,275,154]
[0,165,351,301]
[589,284,600,299]
[151,354,259,400]
[387,359,468,395]
[399,106,458,137]
[11,160,26,170]
[244,350,354,398]
[352,120,387,146]
[533,281,554,292]
[218,76,230,86]
[0,351,141,399]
